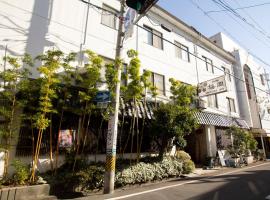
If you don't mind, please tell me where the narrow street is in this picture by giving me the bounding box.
[82,162,270,200]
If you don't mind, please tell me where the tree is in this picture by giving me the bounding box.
[226,126,258,157]
[30,50,63,182]
[150,78,198,158]
[0,54,33,176]
[55,52,77,171]
[73,50,102,170]
[122,50,144,163]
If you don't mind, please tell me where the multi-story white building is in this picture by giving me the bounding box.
[0,0,251,167]
[210,32,270,158]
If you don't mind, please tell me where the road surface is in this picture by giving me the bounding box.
[79,162,270,200]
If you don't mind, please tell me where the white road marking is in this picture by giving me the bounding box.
[105,162,270,200]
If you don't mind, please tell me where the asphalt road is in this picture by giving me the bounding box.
[79,162,270,200]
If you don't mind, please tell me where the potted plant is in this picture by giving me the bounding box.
[226,126,258,167]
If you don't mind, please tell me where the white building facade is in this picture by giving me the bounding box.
[0,0,250,166]
[210,32,270,158]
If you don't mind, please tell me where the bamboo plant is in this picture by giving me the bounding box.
[0,54,33,177]
[30,50,63,182]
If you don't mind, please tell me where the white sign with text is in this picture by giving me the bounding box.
[198,75,227,97]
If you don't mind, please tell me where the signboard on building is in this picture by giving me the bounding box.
[198,75,227,97]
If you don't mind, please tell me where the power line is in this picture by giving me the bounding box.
[211,0,270,45]
[233,0,270,40]
[206,2,270,14]
[135,23,270,96]
[189,0,270,71]
[69,0,270,97]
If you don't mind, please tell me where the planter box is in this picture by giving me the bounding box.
[0,184,55,200]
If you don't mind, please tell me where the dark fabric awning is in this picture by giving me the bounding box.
[119,99,156,119]
[194,111,249,129]
[119,99,249,129]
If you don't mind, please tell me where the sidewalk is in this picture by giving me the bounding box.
[70,161,267,200]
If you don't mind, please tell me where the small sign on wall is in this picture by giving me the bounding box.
[198,75,227,97]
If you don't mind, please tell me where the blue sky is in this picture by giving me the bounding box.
[157,0,270,72]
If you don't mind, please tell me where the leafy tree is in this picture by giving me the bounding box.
[122,50,144,163]
[54,52,77,171]
[226,126,258,157]
[0,54,32,176]
[30,50,63,182]
[73,50,102,170]
[150,79,198,158]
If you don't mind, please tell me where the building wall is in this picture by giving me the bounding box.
[0,0,240,118]
[210,32,270,131]
[0,0,244,168]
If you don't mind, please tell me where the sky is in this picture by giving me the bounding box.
[157,0,270,73]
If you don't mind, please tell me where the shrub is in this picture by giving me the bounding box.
[72,165,105,192]
[11,160,29,185]
[115,157,183,187]
[182,160,195,174]
[175,151,191,161]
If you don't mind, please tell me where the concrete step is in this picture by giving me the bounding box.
[34,195,58,200]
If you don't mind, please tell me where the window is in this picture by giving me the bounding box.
[148,72,165,95]
[260,74,265,85]
[244,67,252,99]
[144,25,163,49]
[101,4,118,29]
[222,66,231,82]
[202,56,214,74]
[207,94,218,108]
[227,97,236,113]
[175,41,189,62]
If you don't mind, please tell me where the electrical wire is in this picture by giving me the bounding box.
[1,0,270,97]
[211,0,270,46]
[234,0,270,39]
[135,23,270,96]
[189,0,270,70]
[206,2,270,14]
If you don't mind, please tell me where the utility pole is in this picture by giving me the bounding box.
[104,0,159,194]
[104,0,125,194]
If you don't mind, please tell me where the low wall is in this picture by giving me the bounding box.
[0,184,51,200]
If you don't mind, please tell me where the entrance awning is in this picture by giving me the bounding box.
[119,100,249,129]
[194,111,249,129]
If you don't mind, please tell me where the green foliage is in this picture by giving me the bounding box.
[71,165,105,191]
[169,78,197,107]
[77,50,102,115]
[124,49,143,101]
[182,160,195,174]
[150,103,198,157]
[150,78,198,158]
[34,50,64,130]
[0,54,32,150]
[175,150,191,161]
[115,157,183,187]
[11,160,30,185]
[226,126,258,157]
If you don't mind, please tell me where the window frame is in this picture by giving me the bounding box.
[207,94,218,108]
[148,71,166,96]
[222,66,231,82]
[144,25,163,50]
[175,41,190,62]
[260,74,265,86]
[101,4,118,29]
[202,56,214,74]
[227,97,236,113]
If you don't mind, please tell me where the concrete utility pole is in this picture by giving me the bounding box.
[104,0,125,194]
